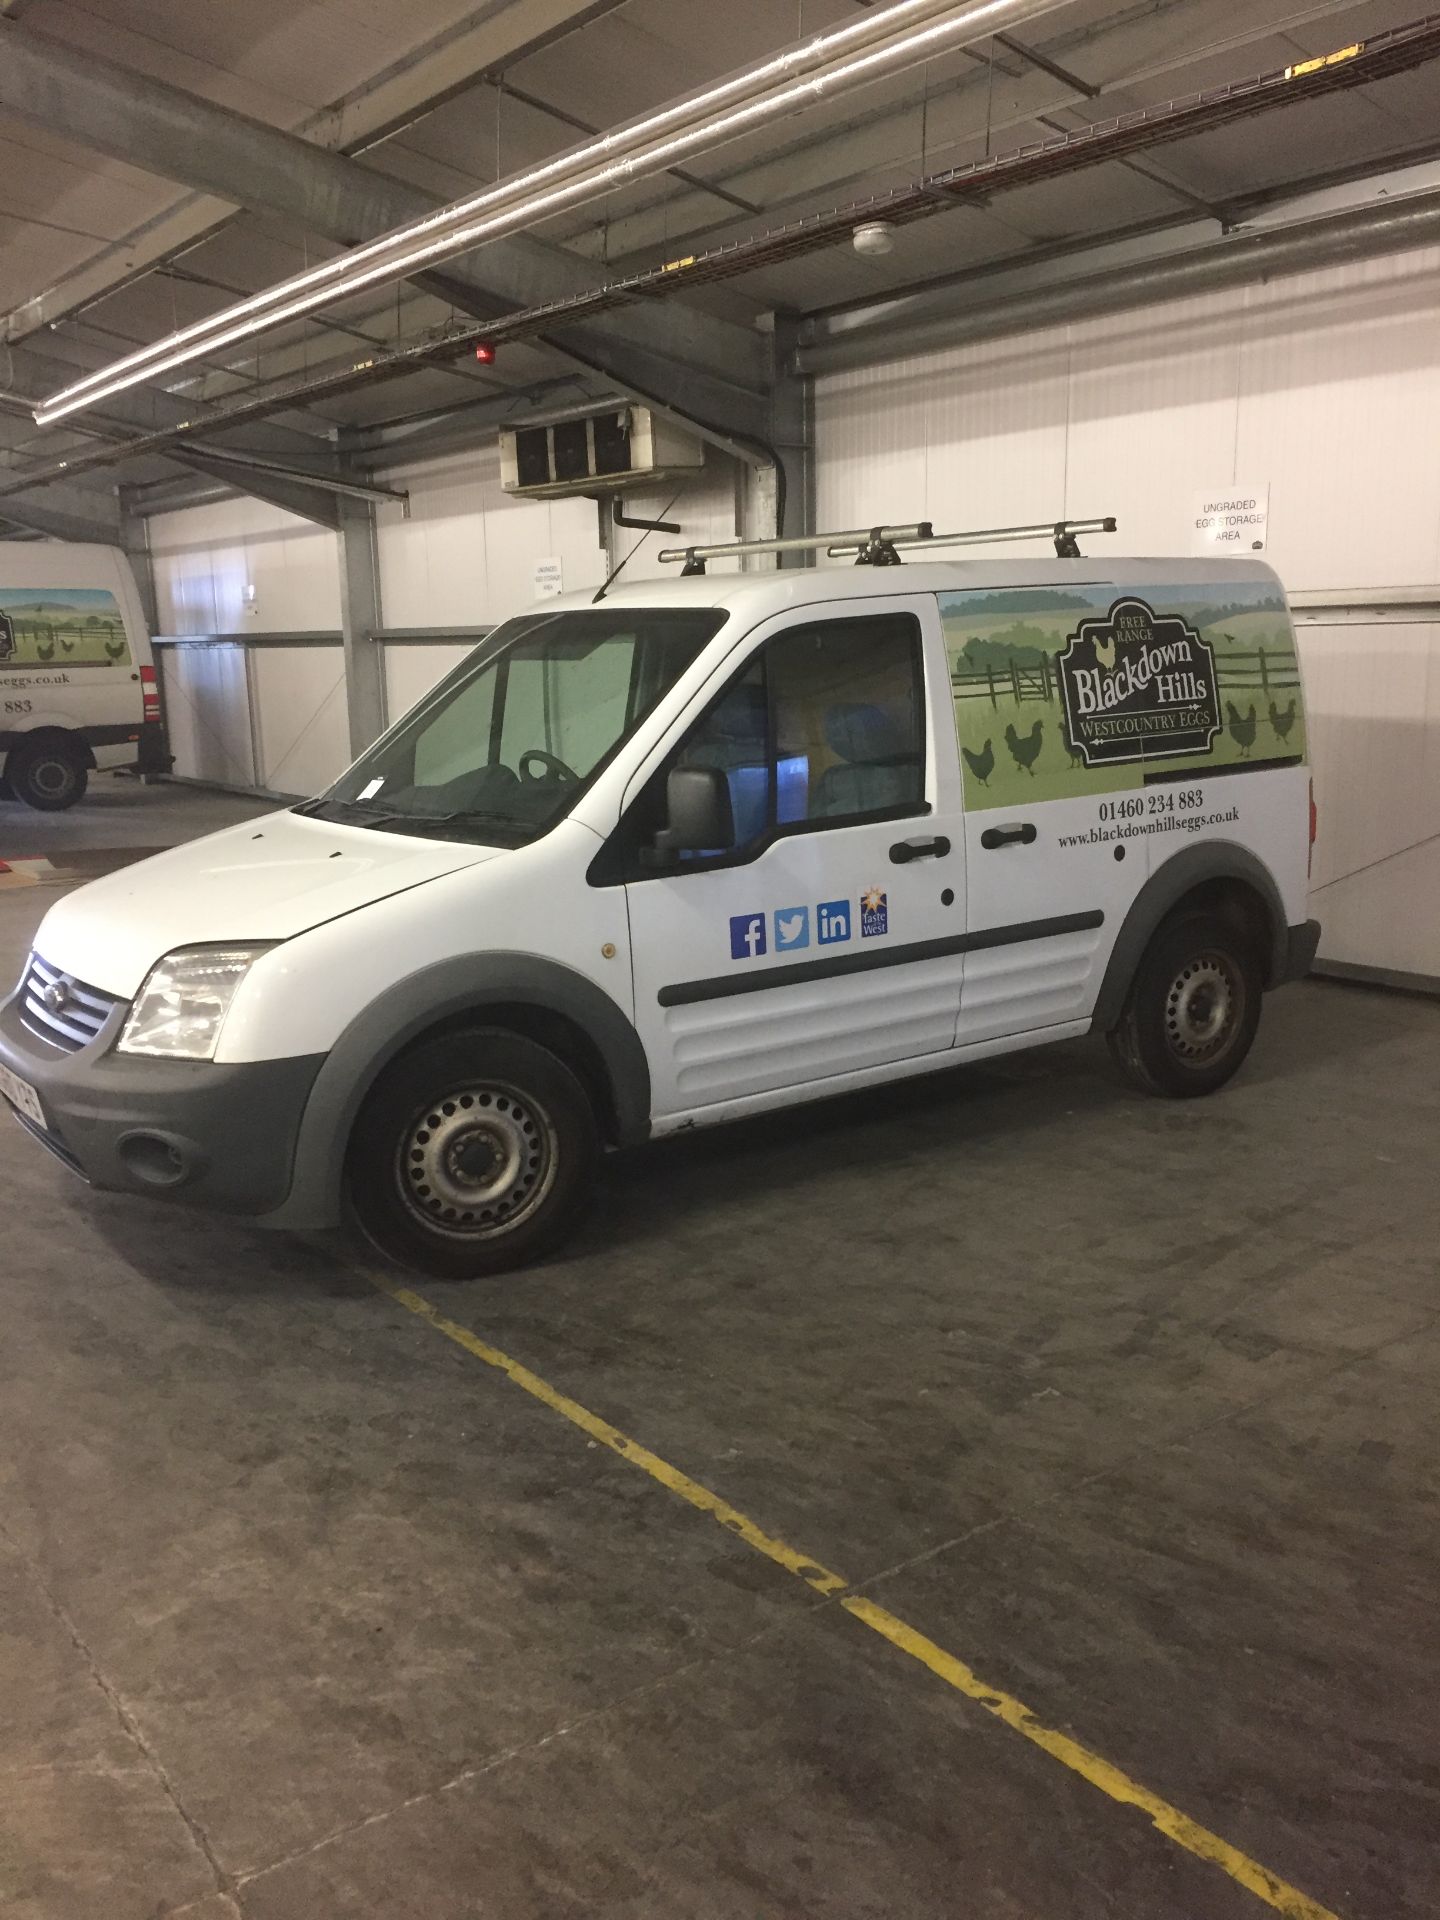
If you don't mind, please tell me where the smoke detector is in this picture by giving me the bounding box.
[852,221,896,258]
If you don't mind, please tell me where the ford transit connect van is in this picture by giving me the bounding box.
[0,535,1318,1276]
[0,544,166,811]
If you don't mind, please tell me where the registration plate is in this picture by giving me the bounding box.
[0,1061,45,1129]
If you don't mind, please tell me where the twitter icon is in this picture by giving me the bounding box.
[774,906,810,952]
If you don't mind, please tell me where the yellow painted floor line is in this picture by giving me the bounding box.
[371,1272,1343,1920]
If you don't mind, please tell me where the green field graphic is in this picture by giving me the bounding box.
[939,583,1305,810]
[0,588,131,670]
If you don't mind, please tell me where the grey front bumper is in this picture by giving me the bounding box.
[0,991,323,1216]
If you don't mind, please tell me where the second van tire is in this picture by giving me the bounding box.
[347,1027,600,1278]
[1107,912,1262,1098]
[7,736,88,812]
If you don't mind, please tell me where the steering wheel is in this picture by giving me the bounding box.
[518,747,580,784]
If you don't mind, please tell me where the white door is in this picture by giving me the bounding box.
[939,580,1138,1044]
[623,597,969,1123]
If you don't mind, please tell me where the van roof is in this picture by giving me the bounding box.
[552,553,1285,621]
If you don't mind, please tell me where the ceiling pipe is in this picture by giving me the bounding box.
[795,186,1440,375]
[34,0,1075,424]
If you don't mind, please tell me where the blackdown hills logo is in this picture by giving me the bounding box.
[1057,596,1221,768]
[0,612,13,664]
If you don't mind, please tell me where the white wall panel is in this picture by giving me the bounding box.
[149,498,341,635]
[383,643,473,722]
[606,456,742,580]
[1236,252,1440,592]
[1299,615,1440,981]
[375,444,605,628]
[250,646,351,797]
[157,645,255,787]
[815,241,1440,983]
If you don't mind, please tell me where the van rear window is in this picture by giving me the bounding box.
[0,588,131,671]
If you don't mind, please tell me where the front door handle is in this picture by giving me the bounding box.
[889,835,951,865]
[980,823,1037,850]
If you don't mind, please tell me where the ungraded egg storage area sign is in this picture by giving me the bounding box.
[1192,484,1269,553]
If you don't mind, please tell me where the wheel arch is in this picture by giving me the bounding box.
[262,953,649,1232]
[1091,841,1287,1034]
[2,726,97,773]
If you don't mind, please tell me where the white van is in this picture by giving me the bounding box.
[0,543,166,811]
[0,527,1318,1276]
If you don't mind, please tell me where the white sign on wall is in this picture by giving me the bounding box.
[533,556,564,599]
[1192,484,1269,554]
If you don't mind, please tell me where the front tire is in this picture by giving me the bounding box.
[7,737,88,811]
[1107,912,1262,1098]
[347,1028,599,1278]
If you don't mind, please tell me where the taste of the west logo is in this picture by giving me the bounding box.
[1058,596,1221,768]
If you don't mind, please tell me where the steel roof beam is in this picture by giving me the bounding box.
[0,23,769,446]
[0,0,626,344]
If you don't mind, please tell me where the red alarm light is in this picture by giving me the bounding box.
[474,342,496,364]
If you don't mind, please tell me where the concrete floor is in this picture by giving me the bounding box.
[0,785,1437,1920]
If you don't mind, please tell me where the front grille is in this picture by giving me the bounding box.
[19,952,121,1053]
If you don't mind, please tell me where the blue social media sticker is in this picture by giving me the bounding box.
[729,913,767,960]
[816,900,851,945]
[774,906,810,952]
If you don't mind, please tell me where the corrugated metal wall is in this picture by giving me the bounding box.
[815,244,1440,984]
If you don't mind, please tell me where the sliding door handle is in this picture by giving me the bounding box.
[980,823,1037,850]
[889,835,951,864]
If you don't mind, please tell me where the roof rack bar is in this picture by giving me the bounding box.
[827,516,1118,556]
[659,515,1116,573]
[658,522,932,567]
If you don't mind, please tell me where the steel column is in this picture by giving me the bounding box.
[336,492,386,758]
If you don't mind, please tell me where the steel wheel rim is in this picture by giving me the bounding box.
[397,1082,557,1239]
[33,759,72,797]
[1164,952,1241,1064]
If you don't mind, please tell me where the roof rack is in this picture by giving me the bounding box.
[657,515,1117,575]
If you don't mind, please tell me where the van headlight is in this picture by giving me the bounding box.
[118,947,271,1060]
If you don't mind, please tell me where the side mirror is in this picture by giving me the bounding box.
[653,765,734,859]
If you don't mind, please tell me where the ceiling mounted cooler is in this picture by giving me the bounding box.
[499,406,704,501]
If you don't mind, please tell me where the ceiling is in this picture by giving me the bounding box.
[0,0,1434,529]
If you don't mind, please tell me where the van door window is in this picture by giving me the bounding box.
[624,612,926,870]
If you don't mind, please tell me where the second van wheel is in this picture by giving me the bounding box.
[1108,912,1263,1098]
[347,1027,600,1278]
[7,737,88,812]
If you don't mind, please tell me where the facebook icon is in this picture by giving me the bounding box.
[729,913,767,960]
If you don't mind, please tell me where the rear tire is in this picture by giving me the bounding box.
[347,1027,600,1278]
[8,737,88,811]
[1107,912,1262,1098]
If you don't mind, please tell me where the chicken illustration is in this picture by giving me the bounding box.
[1268,697,1297,742]
[1091,632,1117,672]
[1225,701,1257,758]
[104,637,128,660]
[1005,719,1044,776]
[1058,723,1083,770]
[961,738,994,787]
[35,636,55,661]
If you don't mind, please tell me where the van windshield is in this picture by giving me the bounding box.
[301,607,725,846]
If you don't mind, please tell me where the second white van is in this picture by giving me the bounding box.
[0,543,167,812]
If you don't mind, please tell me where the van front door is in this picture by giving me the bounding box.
[621,597,969,1126]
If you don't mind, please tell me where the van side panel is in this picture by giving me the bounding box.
[0,543,154,773]
[939,570,1306,816]
[941,567,1311,1036]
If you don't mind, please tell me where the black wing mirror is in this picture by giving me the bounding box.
[649,766,734,862]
